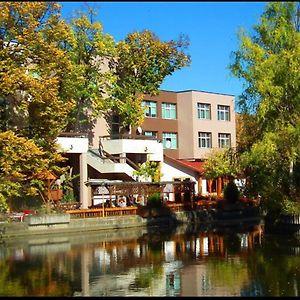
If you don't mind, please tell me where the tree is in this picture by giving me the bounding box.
[111,30,191,127]
[0,2,76,208]
[0,2,75,145]
[230,2,300,215]
[236,113,261,154]
[133,161,161,182]
[0,131,50,211]
[204,148,240,197]
[63,6,117,134]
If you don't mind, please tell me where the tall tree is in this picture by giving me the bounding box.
[0,2,75,145]
[230,2,300,214]
[0,2,75,207]
[63,6,117,134]
[111,30,191,127]
[0,131,50,211]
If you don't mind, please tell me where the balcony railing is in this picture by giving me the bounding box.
[100,134,159,141]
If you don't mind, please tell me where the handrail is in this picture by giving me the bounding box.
[97,146,139,170]
[66,206,138,219]
[100,134,157,140]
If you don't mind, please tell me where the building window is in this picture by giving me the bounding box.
[217,105,230,121]
[111,114,120,136]
[141,100,157,118]
[197,103,211,119]
[218,133,231,148]
[198,132,212,148]
[162,132,177,149]
[144,131,157,138]
[162,103,176,119]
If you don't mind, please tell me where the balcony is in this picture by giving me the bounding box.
[100,134,163,162]
[56,132,89,154]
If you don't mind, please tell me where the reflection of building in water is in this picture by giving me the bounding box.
[75,226,264,296]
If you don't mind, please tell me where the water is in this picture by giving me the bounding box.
[0,221,300,297]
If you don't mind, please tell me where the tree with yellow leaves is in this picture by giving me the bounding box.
[0,2,74,208]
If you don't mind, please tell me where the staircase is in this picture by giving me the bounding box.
[87,149,138,181]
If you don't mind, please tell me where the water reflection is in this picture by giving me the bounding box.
[0,222,300,297]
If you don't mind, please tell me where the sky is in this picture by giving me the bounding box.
[60,1,267,100]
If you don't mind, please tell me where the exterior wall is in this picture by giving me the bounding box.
[177,90,236,159]
[91,116,110,149]
[90,89,236,162]
[142,90,179,158]
[176,91,195,159]
[161,162,199,195]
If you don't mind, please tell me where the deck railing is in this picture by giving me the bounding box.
[66,206,137,219]
[65,198,258,219]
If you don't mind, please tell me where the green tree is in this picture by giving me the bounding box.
[133,161,161,182]
[204,148,240,181]
[63,6,117,134]
[230,2,300,215]
[111,30,191,127]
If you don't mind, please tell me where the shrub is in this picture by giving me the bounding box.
[223,181,240,203]
[147,193,162,208]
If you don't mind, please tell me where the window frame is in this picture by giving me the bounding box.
[161,102,177,120]
[162,132,177,149]
[197,102,211,120]
[198,132,212,148]
[217,105,230,121]
[141,100,157,118]
[143,131,158,138]
[218,133,231,148]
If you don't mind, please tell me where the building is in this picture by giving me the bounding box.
[141,90,236,160]
[57,89,236,206]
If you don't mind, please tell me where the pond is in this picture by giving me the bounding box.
[0,221,299,296]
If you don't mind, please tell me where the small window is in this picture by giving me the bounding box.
[197,103,211,120]
[162,103,176,119]
[217,105,230,121]
[162,132,177,149]
[144,131,157,138]
[198,132,212,148]
[141,100,157,118]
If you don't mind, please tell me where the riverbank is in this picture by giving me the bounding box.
[0,207,262,241]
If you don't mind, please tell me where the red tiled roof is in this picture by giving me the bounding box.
[164,155,205,174]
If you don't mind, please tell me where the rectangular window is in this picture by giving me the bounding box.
[217,105,230,121]
[111,114,120,136]
[162,103,176,119]
[197,103,211,119]
[141,100,157,118]
[144,131,157,138]
[218,133,231,148]
[198,132,212,148]
[162,132,177,149]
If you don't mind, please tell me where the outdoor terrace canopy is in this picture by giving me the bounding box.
[85,179,196,204]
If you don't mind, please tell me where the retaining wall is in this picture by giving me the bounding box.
[0,210,261,240]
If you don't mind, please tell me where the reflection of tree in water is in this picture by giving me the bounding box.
[205,258,249,295]
[129,265,163,290]
[0,254,80,296]
[241,235,300,297]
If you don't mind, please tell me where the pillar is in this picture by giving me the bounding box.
[217,177,222,198]
[197,176,202,196]
[80,152,89,209]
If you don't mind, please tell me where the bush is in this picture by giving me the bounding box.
[223,181,240,203]
[281,197,300,215]
[147,193,162,208]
